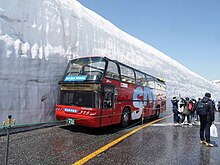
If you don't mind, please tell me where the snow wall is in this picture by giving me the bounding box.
[0,0,220,125]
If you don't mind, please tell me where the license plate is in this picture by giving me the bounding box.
[66,118,75,125]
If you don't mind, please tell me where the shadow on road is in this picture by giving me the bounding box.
[59,115,164,135]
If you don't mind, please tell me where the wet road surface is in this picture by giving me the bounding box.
[0,110,220,165]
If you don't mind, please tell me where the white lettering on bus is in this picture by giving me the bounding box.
[132,87,144,120]
[131,87,156,120]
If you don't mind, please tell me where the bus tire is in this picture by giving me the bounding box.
[121,108,130,128]
[155,106,160,118]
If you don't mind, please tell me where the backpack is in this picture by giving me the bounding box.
[188,102,193,111]
[197,100,208,115]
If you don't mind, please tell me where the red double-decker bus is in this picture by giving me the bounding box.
[56,56,166,128]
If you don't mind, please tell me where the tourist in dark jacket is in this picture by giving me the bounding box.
[171,96,179,124]
[199,93,215,147]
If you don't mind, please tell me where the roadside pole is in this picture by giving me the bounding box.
[3,115,15,165]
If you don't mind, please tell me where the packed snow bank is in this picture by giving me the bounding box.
[212,80,220,88]
[0,0,219,125]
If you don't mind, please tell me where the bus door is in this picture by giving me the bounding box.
[101,85,114,126]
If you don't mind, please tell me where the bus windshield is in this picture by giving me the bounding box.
[64,57,106,82]
[60,90,99,108]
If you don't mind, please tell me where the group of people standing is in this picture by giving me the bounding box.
[171,96,198,125]
[171,92,216,147]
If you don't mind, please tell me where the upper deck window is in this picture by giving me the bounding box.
[135,71,147,86]
[64,57,106,82]
[120,65,135,84]
[105,61,120,80]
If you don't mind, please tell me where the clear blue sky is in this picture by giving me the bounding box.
[78,0,220,81]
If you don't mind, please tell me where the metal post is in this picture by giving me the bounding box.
[5,128,10,165]
[5,115,12,165]
[8,115,12,128]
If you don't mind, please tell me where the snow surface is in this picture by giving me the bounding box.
[212,80,220,87]
[0,0,220,125]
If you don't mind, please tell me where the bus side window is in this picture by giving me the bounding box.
[148,81,155,89]
[135,71,146,86]
[105,61,120,80]
[120,65,135,84]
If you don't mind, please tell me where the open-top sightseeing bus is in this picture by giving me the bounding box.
[56,56,166,128]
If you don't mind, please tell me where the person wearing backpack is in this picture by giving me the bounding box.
[180,97,191,125]
[171,96,179,125]
[198,93,215,147]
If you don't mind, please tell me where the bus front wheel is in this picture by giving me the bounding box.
[121,108,130,127]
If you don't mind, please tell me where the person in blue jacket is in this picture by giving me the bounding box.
[171,96,179,124]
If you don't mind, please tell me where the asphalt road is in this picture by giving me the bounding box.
[0,110,220,165]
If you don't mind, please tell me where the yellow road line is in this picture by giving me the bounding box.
[73,115,172,165]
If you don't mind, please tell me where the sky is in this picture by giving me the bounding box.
[77,0,220,81]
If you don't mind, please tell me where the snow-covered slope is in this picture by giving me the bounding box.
[212,80,220,87]
[0,0,219,125]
